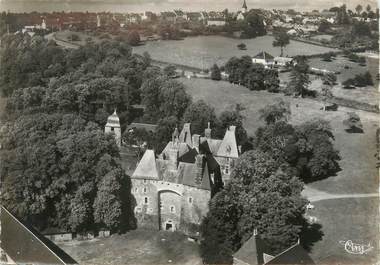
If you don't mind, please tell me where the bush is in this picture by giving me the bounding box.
[127,30,141,46]
[342,71,373,88]
[237,43,247,50]
[343,112,363,133]
[69,33,81,41]
[210,64,221,81]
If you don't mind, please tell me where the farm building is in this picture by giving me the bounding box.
[233,230,315,265]
[252,51,275,68]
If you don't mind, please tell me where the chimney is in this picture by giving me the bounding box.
[205,122,212,139]
[192,134,200,151]
[195,154,204,185]
[172,127,179,144]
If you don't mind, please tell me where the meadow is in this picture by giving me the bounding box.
[181,77,379,195]
[181,77,378,264]
[133,35,339,69]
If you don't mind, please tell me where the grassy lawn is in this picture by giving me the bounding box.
[181,77,379,194]
[133,35,338,69]
[307,197,379,264]
[58,229,202,265]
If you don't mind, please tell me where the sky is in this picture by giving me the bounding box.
[0,0,377,13]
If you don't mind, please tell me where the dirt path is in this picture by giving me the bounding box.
[302,185,379,202]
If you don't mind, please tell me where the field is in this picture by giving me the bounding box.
[308,197,379,264]
[181,77,379,263]
[133,35,339,69]
[181,77,378,195]
[59,229,202,265]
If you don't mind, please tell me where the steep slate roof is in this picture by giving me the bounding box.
[234,233,270,265]
[216,126,239,158]
[265,244,315,265]
[253,51,275,60]
[178,160,211,190]
[132,149,159,180]
[0,206,78,265]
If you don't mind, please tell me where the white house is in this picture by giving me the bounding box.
[252,51,275,68]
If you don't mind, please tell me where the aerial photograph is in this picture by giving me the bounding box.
[0,0,378,264]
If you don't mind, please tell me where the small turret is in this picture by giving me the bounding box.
[205,122,212,139]
[105,109,121,148]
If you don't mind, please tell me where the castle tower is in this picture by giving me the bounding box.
[242,0,248,13]
[105,110,121,148]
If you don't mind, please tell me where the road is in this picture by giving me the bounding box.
[302,185,379,203]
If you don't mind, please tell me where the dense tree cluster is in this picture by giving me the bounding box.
[0,34,155,233]
[286,56,311,97]
[200,101,339,264]
[225,56,279,92]
[1,114,134,232]
[343,71,373,88]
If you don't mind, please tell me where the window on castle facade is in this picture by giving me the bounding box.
[144,197,149,204]
[111,127,114,131]
[188,197,193,204]
[143,179,147,183]
[143,187,147,193]
[170,206,175,213]
[134,188,138,193]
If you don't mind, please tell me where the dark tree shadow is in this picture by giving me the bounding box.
[299,218,324,252]
[345,127,364,133]
[119,175,137,233]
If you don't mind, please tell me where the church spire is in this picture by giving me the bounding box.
[242,0,248,13]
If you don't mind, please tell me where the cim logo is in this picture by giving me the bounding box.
[339,240,374,255]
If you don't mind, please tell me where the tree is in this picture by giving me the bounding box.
[320,73,335,110]
[200,150,307,263]
[272,30,290,56]
[259,99,291,125]
[355,4,363,15]
[127,30,141,46]
[163,65,177,78]
[122,127,152,159]
[210,64,222,81]
[215,104,247,145]
[93,168,124,231]
[237,43,247,50]
[366,4,372,13]
[343,112,363,133]
[241,11,266,38]
[182,100,217,135]
[286,56,311,97]
[318,20,331,33]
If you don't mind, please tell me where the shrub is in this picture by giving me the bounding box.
[343,112,363,133]
[69,33,80,41]
[342,71,373,88]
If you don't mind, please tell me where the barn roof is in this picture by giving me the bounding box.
[0,206,78,265]
[234,233,269,265]
[266,243,315,264]
[253,51,275,60]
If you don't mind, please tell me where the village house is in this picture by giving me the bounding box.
[129,122,240,235]
[252,51,275,68]
[233,229,315,265]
